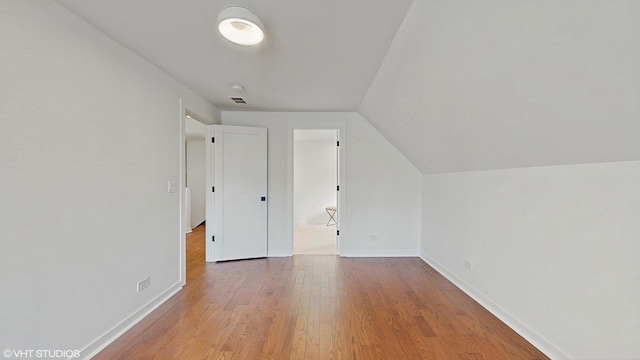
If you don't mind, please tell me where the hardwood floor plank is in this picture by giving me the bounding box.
[289,308,309,360]
[93,225,549,359]
[318,323,334,360]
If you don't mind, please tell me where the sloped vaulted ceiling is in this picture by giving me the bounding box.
[55,0,413,112]
[54,0,640,174]
[360,0,640,174]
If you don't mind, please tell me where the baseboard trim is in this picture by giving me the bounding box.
[419,253,570,360]
[79,282,184,359]
[340,250,418,257]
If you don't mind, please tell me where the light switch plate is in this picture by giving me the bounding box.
[168,181,177,193]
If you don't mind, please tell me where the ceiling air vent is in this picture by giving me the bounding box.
[229,97,247,104]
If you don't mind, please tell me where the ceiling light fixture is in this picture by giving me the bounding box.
[217,6,264,46]
[230,84,244,92]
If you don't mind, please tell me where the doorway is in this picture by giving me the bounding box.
[182,114,209,281]
[293,129,339,254]
[185,115,207,233]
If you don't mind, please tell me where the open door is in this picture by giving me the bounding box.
[211,125,267,261]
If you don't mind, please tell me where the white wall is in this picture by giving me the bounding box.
[0,1,217,357]
[360,0,640,174]
[186,139,206,229]
[421,161,640,359]
[294,136,337,224]
[221,112,422,257]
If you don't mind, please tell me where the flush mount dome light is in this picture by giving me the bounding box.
[217,6,264,46]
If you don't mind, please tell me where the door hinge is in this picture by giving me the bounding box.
[337,185,340,191]
[337,230,340,236]
[212,186,215,192]
[337,140,340,146]
[212,236,215,242]
[211,137,215,143]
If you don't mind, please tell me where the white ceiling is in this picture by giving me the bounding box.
[55,0,412,111]
[360,0,640,173]
[55,0,640,174]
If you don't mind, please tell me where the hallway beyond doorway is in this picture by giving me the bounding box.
[293,224,337,254]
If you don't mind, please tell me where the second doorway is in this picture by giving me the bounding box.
[293,129,339,254]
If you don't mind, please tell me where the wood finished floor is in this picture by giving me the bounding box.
[94,225,548,359]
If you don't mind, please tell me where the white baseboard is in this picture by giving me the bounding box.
[419,253,571,360]
[340,250,418,257]
[264,252,417,257]
[267,255,293,258]
[79,282,184,360]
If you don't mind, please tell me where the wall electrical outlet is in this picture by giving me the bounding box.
[464,259,473,271]
[369,235,378,241]
[137,277,150,292]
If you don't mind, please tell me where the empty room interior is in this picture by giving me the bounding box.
[293,129,339,255]
[1,1,639,359]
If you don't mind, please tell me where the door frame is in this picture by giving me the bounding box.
[287,124,346,255]
[179,100,215,285]
[205,125,214,262]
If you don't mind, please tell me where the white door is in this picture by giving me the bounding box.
[212,125,267,261]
